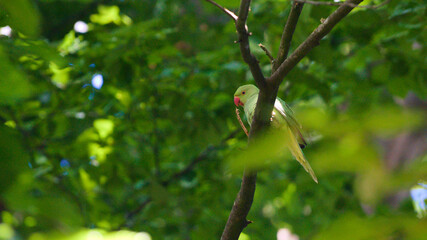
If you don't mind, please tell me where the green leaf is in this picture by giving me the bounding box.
[90,5,122,25]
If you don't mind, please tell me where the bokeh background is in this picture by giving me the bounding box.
[0,0,426,239]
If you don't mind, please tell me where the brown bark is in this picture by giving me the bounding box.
[204,1,364,239]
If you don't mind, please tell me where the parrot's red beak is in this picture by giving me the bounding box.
[234,97,243,107]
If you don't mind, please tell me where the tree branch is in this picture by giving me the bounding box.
[162,129,239,186]
[221,1,363,240]
[268,0,363,87]
[235,0,267,89]
[121,197,152,227]
[273,1,304,73]
[295,0,389,9]
[202,0,264,87]
[221,170,257,240]
[220,1,271,239]
[258,44,274,62]
[204,0,238,21]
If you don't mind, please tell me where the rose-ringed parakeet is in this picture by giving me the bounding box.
[234,84,318,183]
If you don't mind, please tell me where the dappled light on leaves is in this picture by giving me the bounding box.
[26,229,152,240]
[79,168,97,201]
[94,119,114,139]
[58,31,87,55]
[238,232,250,240]
[0,223,14,239]
[90,5,132,26]
[49,62,71,89]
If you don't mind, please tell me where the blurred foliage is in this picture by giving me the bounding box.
[411,182,427,219]
[0,0,426,239]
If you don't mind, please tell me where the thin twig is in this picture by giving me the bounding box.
[258,44,274,62]
[165,129,239,184]
[235,0,267,89]
[162,146,215,185]
[120,198,152,227]
[204,0,238,21]
[273,1,304,72]
[235,108,249,137]
[120,130,240,228]
[294,0,390,9]
[203,0,264,87]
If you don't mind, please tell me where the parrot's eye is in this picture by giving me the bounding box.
[242,91,245,95]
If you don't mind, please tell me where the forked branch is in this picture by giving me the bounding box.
[203,0,264,87]
[268,0,364,87]
[235,0,267,89]
[221,2,264,240]
[273,1,304,72]
[204,0,238,21]
[295,0,389,9]
[205,0,364,239]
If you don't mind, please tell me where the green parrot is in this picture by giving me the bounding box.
[234,84,318,183]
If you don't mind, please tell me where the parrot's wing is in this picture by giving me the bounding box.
[275,98,307,148]
[285,125,318,183]
[274,98,317,183]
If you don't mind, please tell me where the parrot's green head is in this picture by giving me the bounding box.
[234,84,259,107]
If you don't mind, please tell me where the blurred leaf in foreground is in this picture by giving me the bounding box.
[0,125,29,193]
[28,229,152,240]
[313,213,427,240]
[228,130,292,172]
[0,0,40,37]
[0,45,33,104]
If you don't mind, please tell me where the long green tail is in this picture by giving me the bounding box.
[286,126,318,183]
